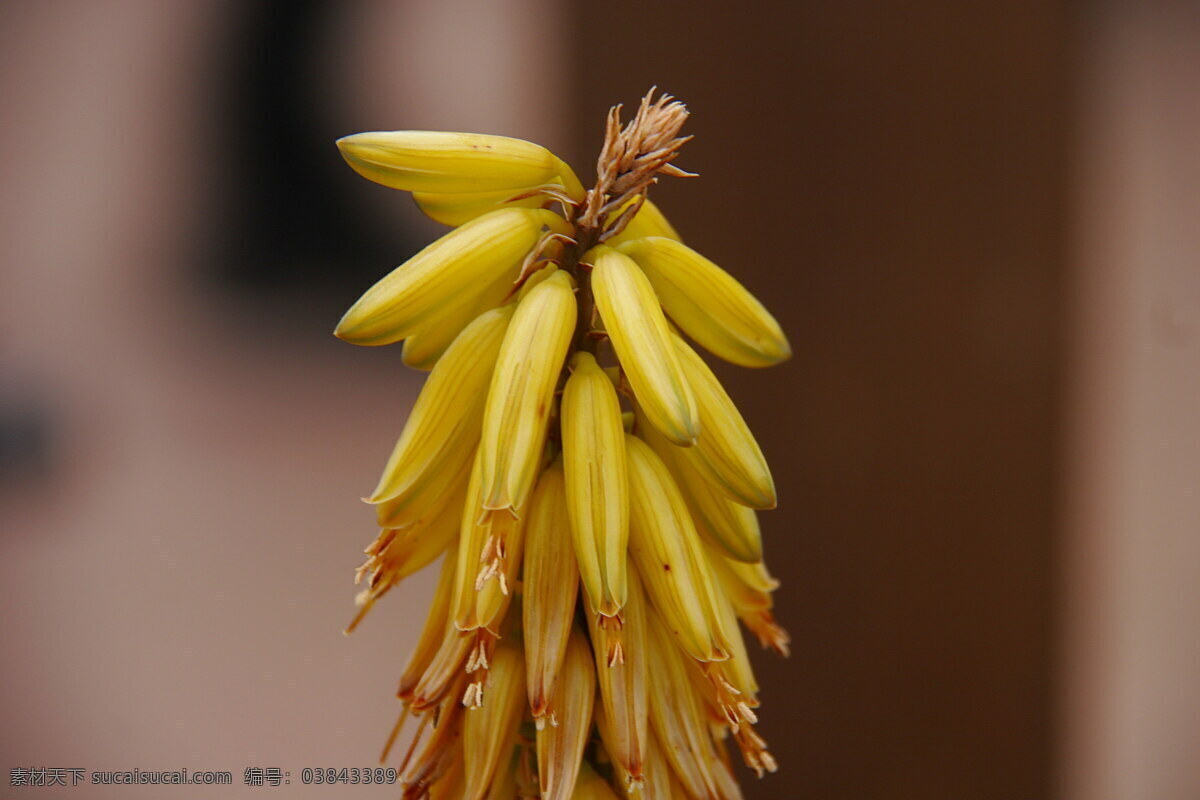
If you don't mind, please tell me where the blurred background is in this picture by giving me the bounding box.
[1,1,1196,798]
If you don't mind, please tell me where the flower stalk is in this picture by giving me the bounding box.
[335,89,791,799]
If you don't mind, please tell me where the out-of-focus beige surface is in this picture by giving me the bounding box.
[0,1,563,796]
[1061,2,1200,798]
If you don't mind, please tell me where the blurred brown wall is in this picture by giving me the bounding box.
[572,3,1071,798]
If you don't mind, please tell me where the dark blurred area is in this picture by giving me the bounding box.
[1,1,1196,799]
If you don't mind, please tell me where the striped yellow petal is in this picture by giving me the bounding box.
[617,236,790,368]
[368,305,514,505]
[479,269,576,514]
[626,434,730,663]
[413,186,550,227]
[336,207,559,346]
[337,131,563,194]
[536,629,596,800]
[393,541,459,699]
[562,351,629,620]
[589,245,698,445]
[635,405,762,563]
[401,269,519,370]
[454,450,527,634]
[522,460,580,724]
[462,641,526,800]
[587,572,649,786]
[672,335,776,509]
[604,198,682,246]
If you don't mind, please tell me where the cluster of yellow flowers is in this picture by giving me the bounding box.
[337,92,791,800]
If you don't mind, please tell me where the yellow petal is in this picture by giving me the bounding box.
[626,434,730,663]
[635,405,762,563]
[336,208,558,346]
[479,269,576,514]
[589,246,698,446]
[394,542,459,699]
[368,305,514,505]
[604,198,682,246]
[337,131,562,194]
[617,236,790,368]
[401,269,519,370]
[536,629,596,800]
[522,460,580,723]
[413,186,550,227]
[462,641,526,800]
[563,351,629,620]
[588,572,649,786]
[672,335,776,509]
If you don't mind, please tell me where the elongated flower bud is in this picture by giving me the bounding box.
[337,131,567,194]
[562,351,629,620]
[369,305,514,506]
[479,270,576,514]
[604,198,682,246]
[401,270,518,370]
[636,404,762,562]
[588,572,649,786]
[589,246,698,446]
[412,186,551,227]
[454,450,526,634]
[672,335,776,509]
[626,434,730,663]
[522,460,579,724]
[536,629,596,800]
[336,208,560,346]
[462,642,525,800]
[618,236,791,368]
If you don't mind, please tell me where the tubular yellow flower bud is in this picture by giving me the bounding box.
[400,270,518,370]
[535,630,596,800]
[604,198,683,246]
[672,334,777,509]
[588,572,649,786]
[461,642,526,800]
[635,404,763,562]
[589,245,699,445]
[335,208,559,346]
[562,351,629,620]
[626,434,731,663]
[522,460,579,724]
[479,269,576,514]
[368,305,514,506]
[412,186,550,227]
[336,131,564,194]
[617,236,791,368]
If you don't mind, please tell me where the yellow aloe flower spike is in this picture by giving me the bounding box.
[625,434,731,663]
[368,305,514,506]
[671,334,777,509]
[589,245,699,446]
[562,350,630,622]
[479,269,577,515]
[461,641,526,800]
[336,207,565,346]
[635,403,762,563]
[522,459,580,726]
[616,236,791,368]
[336,131,583,199]
[335,90,791,798]
[535,629,596,800]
